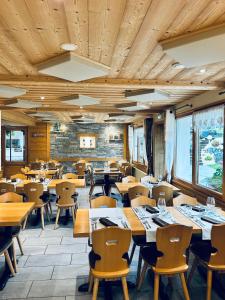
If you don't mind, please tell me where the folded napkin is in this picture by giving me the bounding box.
[201,216,221,225]
[145,206,159,214]
[152,217,169,227]
[99,218,118,227]
[192,206,205,212]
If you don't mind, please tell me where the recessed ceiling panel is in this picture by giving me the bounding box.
[61,95,100,106]
[6,99,42,109]
[0,85,26,98]
[37,52,110,82]
[125,89,169,102]
[161,26,225,67]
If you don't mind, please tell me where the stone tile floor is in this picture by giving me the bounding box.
[0,187,223,299]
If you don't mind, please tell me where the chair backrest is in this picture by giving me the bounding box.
[91,196,117,208]
[122,176,137,183]
[24,182,44,206]
[92,227,131,272]
[21,166,30,174]
[124,165,132,176]
[109,162,119,169]
[141,175,157,184]
[155,224,192,270]
[121,162,130,168]
[30,162,41,170]
[75,163,86,175]
[128,185,149,201]
[62,173,78,179]
[209,224,225,268]
[0,182,15,195]
[47,162,56,169]
[10,173,27,180]
[77,159,86,163]
[56,181,76,206]
[131,196,156,207]
[0,192,23,203]
[152,185,173,205]
[173,194,197,206]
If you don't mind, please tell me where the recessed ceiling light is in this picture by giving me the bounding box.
[80,106,83,109]
[60,43,78,51]
[82,116,85,119]
[40,96,45,100]
[171,62,185,69]
[199,68,206,73]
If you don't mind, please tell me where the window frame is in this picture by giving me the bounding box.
[174,104,225,199]
[2,126,28,164]
[133,126,145,164]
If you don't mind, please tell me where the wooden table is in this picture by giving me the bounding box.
[73,207,202,238]
[93,168,121,196]
[115,181,180,195]
[25,169,59,178]
[0,202,34,290]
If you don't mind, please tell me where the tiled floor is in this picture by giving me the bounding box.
[0,187,224,299]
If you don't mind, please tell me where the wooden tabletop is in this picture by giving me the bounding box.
[0,202,34,226]
[93,168,121,175]
[25,169,59,176]
[115,181,180,194]
[73,207,202,238]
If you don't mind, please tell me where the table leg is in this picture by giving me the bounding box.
[104,174,110,196]
[0,227,13,290]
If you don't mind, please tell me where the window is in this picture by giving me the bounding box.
[175,115,192,182]
[4,128,26,162]
[133,127,144,163]
[194,106,224,193]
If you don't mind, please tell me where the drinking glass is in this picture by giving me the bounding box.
[158,174,163,182]
[158,198,166,212]
[206,197,215,210]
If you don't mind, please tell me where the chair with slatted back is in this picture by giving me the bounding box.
[62,173,78,179]
[30,162,42,170]
[128,186,149,203]
[173,194,198,206]
[122,176,137,183]
[23,182,49,230]
[189,224,225,300]
[138,224,192,300]
[91,196,116,208]
[88,227,131,300]
[0,192,24,267]
[55,181,77,229]
[0,182,15,195]
[129,195,157,283]
[152,185,173,206]
[75,162,86,178]
[10,173,27,181]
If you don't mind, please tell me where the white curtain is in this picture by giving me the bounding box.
[143,120,148,166]
[194,105,224,130]
[128,125,134,163]
[165,110,176,182]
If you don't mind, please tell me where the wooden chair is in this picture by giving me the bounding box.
[21,166,30,174]
[10,173,27,180]
[0,192,24,260]
[124,165,132,176]
[23,182,49,230]
[0,182,15,195]
[173,194,198,206]
[75,162,86,178]
[128,186,149,202]
[89,227,131,300]
[129,195,156,283]
[62,173,78,179]
[91,196,116,208]
[77,159,86,163]
[89,170,105,199]
[122,176,137,183]
[30,162,42,170]
[0,231,16,277]
[152,185,173,206]
[138,224,192,300]
[109,162,119,169]
[55,181,77,229]
[47,162,56,169]
[189,224,225,300]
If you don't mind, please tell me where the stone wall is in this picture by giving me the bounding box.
[50,123,125,159]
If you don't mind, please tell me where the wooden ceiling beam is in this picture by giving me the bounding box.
[0,75,222,90]
[1,110,36,126]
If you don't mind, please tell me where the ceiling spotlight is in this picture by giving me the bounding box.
[60,43,78,51]
[157,113,162,120]
[82,115,85,119]
[40,96,45,100]
[199,68,206,73]
[80,106,83,109]
[171,62,185,69]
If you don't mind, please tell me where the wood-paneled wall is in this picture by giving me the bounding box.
[28,122,50,163]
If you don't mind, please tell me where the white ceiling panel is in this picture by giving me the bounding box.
[0,85,26,98]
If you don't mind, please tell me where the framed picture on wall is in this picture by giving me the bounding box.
[79,134,96,149]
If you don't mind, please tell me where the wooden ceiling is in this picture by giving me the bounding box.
[0,0,225,123]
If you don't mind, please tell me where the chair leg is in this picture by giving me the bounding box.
[4,250,15,277]
[137,261,148,290]
[180,273,190,300]
[129,243,136,264]
[121,277,129,300]
[92,278,99,300]
[23,215,28,230]
[154,273,160,300]
[55,208,61,230]
[88,272,94,293]
[12,241,17,273]
[48,201,53,215]
[71,207,75,223]
[45,205,50,222]
[188,256,199,285]
[16,236,24,256]
[136,246,143,285]
[41,207,45,230]
[207,270,213,300]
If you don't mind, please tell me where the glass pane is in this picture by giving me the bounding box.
[10,130,25,161]
[133,127,144,163]
[5,130,11,161]
[175,116,192,182]
[196,106,224,193]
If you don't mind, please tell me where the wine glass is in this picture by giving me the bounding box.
[206,197,215,210]
[158,174,163,183]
